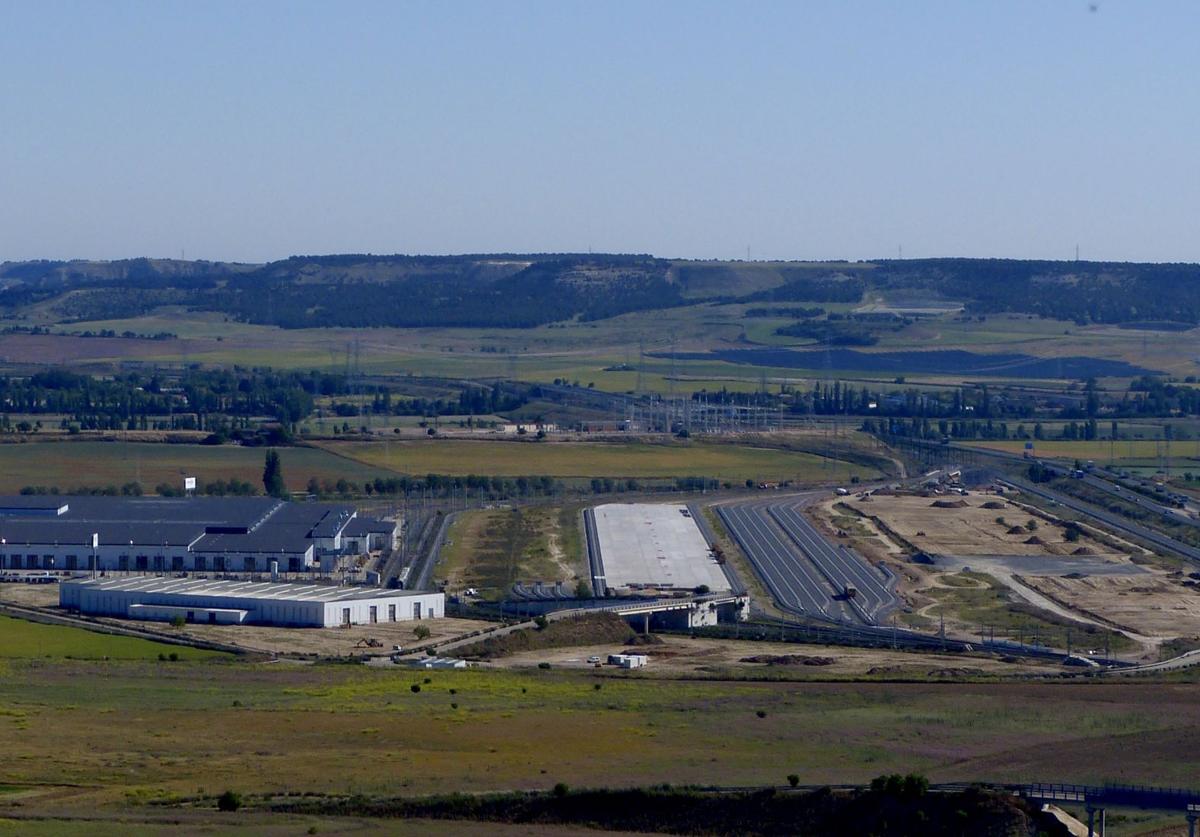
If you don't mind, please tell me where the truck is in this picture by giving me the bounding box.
[843,584,858,600]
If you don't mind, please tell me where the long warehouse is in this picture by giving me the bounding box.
[61,577,443,627]
[0,495,398,574]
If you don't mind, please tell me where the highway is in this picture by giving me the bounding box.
[898,436,1200,564]
[1004,476,1200,565]
[767,499,896,624]
[716,501,841,620]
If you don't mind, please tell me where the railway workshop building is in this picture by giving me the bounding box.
[0,495,397,575]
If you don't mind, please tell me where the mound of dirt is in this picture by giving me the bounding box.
[1007,526,1028,535]
[740,654,835,667]
[455,613,635,660]
[1024,536,1045,545]
[930,499,968,509]
[927,667,986,678]
[1072,547,1096,555]
[625,634,664,646]
[981,501,1007,510]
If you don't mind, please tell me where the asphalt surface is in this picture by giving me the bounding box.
[767,499,897,624]
[716,500,840,620]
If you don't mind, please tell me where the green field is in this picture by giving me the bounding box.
[0,441,389,493]
[320,438,881,482]
[964,438,1200,468]
[0,655,1198,824]
[33,302,1188,395]
[0,615,224,660]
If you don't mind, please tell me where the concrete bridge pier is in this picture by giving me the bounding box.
[1188,813,1197,837]
[1087,805,1105,837]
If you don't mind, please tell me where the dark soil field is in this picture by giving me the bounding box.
[665,348,1153,379]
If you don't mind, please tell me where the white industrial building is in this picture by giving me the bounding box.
[0,495,399,575]
[61,577,443,627]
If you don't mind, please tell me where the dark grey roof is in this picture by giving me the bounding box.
[0,520,205,548]
[0,496,359,555]
[0,497,70,515]
[343,517,397,536]
[193,527,313,555]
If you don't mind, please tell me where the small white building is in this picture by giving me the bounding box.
[61,577,444,627]
[607,653,648,669]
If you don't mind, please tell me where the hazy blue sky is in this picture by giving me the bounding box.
[1,1,1196,263]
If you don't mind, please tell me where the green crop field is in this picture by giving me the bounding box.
[0,615,224,660]
[964,438,1200,466]
[317,439,881,482]
[0,441,389,493]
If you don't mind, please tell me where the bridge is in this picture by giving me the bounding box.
[1010,782,1200,836]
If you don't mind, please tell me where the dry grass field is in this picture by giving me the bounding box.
[1021,574,1200,641]
[0,441,389,494]
[843,493,1121,558]
[319,438,881,482]
[437,505,586,599]
[0,656,1198,817]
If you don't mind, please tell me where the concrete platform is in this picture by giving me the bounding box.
[591,503,730,594]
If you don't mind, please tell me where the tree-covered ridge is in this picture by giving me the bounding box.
[871,258,1200,324]
[3,254,1200,327]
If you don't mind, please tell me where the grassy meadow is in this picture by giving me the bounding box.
[0,614,225,661]
[437,505,586,599]
[0,655,1198,815]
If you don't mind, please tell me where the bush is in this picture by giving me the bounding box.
[787,774,800,788]
[537,662,552,670]
[168,651,179,662]
[412,624,431,640]
[217,789,242,812]
[533,615,549,630]
[552,782,569,798]
[169,615,186,628]
[410,684,421,693]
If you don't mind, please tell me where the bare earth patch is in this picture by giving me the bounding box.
[483,635,1057,677]
[1022,573,1200,640]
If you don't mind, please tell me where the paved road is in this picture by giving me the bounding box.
[1004,477,1200,565]
[767,499,897,624]
[717,501,840,620]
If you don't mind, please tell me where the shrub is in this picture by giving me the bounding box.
[533,615,549,630]
[756,710,767,719]
[410,684,421,693]
[787,774,800,788]
[216,790,242,812]
[170,615,186,628]
[537,662,552,670]
[552,782,569,798]
[413,624,432,640]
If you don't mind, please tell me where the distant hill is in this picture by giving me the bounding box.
[2,253,1199,329]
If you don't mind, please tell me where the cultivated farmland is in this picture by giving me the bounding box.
[318,439,881,482]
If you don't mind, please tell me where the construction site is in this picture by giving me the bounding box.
[805,474,1200,661]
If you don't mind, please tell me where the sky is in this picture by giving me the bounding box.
[1,1,1197,264]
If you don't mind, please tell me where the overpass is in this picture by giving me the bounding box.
[1011,782,1200,836]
